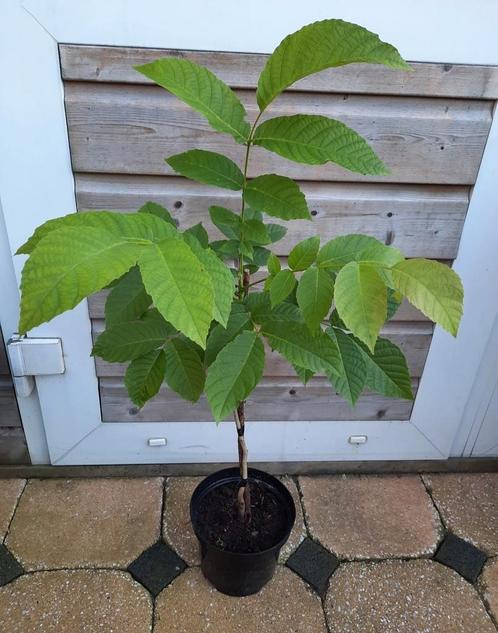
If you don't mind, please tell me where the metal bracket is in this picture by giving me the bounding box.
[6,334,65,397]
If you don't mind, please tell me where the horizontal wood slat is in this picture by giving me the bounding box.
[0,379,21,427]
[64,82,492,185]
[60,45,498,99]
[100,376,418,422]
[76,174,469,259]
[91,320,432,379]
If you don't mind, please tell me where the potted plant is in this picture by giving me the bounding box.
[17,19,463,596]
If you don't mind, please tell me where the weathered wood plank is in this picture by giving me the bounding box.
[76,174,469,259]
[0,428,30,465]
[100,376,418,422]
[65,82,492,185]
[0,379,21,427]
[60,45,498,99]
[91,320,432,379]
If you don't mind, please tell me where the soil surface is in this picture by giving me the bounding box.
[195,480,288,553]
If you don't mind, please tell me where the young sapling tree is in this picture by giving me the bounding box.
[17,19,463,525]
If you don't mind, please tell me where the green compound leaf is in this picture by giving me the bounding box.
[390,259,463,336]
[326,327,367,406]
[253,115,388,176]
[138,238,214,348]
[205,304,252,366]
[138,201,177,227]
[135,57,250,143]
[19,226,152,334]
[261,320,340,376]
[17,209,176,255]
[242,219,271,245]
[209,206,241,240]
[296,267,334,332]
[288,236,320,271]
[164,337,205,402]
[206,330,265,422]
[166,149,244,190]
[317,234,404,272]
[93,309,174,362]
[244,174,311,220]
[293,364,315,385]
[125,349,166,408]
[334,261,387,352]
[266,224,288,243]
[355,336,413,400]
[184,223,209,248]
[257,18,410,111]
[269,269,296,307]
[104,266,152,327]
[183,233,235,328]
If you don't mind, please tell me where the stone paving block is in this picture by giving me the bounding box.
[0,479,25,541]
[435,532,487,583]
[0,569,152,633]
[163,475,305,565]
[0,543,23,587]
[325,559,496,633]
[286,537,339,596]
[299,474,442,559]
[128,541,186,596]
[6,478,163,570]
[479,557,498,625]
[424,473,498,555]
[154,566,327,633]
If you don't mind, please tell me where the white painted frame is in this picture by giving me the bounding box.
[1,0,498,465]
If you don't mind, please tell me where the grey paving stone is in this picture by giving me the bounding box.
[128,541,186,597]
[435,532,487,583]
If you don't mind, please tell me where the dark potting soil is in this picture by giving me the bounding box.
[195,480,287,553]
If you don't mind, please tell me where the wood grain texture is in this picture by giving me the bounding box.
[60,45,498,99]
[64,82,492,185]
[76,174,468,259]
[91,319,432,379]
[100,376,418,422]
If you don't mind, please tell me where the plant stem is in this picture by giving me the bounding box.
[233,113,263,522]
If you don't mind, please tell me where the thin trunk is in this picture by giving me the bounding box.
[234,402,251,523]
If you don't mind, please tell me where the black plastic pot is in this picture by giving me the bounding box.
[190,467,296,596]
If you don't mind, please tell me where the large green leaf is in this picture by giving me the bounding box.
[296,267,334,331]
[164,337,205,402]
[261,320,340,375]
[246,292,302,325]
[184,223,209,248]
[244,174,311,220]
[355,336,413,399]
[257,19,410,111]
[390,259,463,336]
[104,266,151,326]
[138,238,214,348]
[267,253,281,275]
[266,224,287,243]
[386,288,403,321]
[125,349,166,407]
[269,269,296,307]
[138,201,177,227]
[93,310,174,362]
[317,234,403,271]
[19,226,151,333]
[293,364,314,385]
[135,58,250,143]
[205,304,252,366]
[183,233,235,327]
[326,327,367,405]
[206,331,265,421]
[17,210,176,255]
[334,261,387,352]
[209,206,241,240]
[242,219,271,245]
[253,115,388,175]
[288,236,320,271]
[166,149,244,190]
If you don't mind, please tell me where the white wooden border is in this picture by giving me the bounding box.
[2,0,498,464]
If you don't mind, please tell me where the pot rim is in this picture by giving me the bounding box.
[190,467,296,558]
